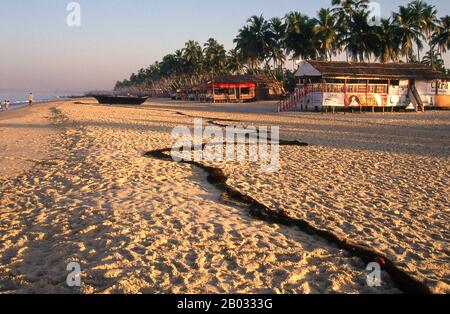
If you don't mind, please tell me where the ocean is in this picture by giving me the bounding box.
[0,90,83,110]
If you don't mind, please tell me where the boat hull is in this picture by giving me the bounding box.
[93,95,148,105]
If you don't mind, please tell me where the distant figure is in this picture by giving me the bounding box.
[5,100,10,111]
[28,92,33,107]
[1,100,4,111]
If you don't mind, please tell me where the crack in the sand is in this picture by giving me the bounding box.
[144,110,431,294]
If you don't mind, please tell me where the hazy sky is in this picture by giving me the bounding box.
[0,0,449,92]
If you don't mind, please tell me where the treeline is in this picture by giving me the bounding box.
[115,0,450,95]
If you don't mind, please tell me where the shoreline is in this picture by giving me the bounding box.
[0,101,63,179]
[0,98,81,119]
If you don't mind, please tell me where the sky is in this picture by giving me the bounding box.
[0,0,449,93]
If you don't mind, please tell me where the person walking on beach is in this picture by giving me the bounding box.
[28,92,33,107]
[5,100,10,111]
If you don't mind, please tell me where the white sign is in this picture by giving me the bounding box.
[323,93,345,107]
[431,80,450,95]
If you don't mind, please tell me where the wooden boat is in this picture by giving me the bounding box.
[92,95,148,105]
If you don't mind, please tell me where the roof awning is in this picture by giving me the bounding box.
[202,82,256,89]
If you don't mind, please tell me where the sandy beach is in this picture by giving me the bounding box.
[0,99,448,294]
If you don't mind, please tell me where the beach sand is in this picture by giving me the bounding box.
[0,104,58,180]
[0,98,448,293]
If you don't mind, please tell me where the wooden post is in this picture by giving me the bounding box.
[212,80,215,104]
[366,79,369,113]
[344,78,348,113]
[388,79,393,112]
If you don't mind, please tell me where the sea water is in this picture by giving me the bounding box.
[0,90,82,110]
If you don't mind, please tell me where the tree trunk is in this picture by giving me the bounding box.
[417,43,421,61]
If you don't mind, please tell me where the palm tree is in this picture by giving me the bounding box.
[182,40,204,83]
[284,12,318,61]
[314,8,338,61]
[234,15,273,72]
[394,5,422,61]
[422,50,445,72]
[268,17,286,69]
[331,0,370,15]
[343,10,378,62]
[407,0,436,60]
[226,48,244,75]
[284,11,303,61]
[159,54,177,77]
[173,50,185,76]
[203,38,227,77]
[431,16,450,54]
[421,3,438,42]
[374,18,402,63]
[234,25,258,71]
[331,0,370,61]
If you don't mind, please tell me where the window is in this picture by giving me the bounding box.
[347,79,367,84]
[324,79,345,84]
[241,88,250,95]
[216,88,228,94]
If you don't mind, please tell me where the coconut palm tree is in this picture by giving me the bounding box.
[394,5,422,61]
[284,12,318,61]
[234,15,273,72]
[331,0,370,16]
[284,11,303,61]
[203,38,227,77]
[234,25,258,71]
[431,16,450,53]
[268,17,286,69]
[144,62,161,82]
[159,54,179,78]
[374,18,402,63]
[343,10,378,62]
[422,50,445,72]
[314,8,339,61]
[421,3,438,42]
[182,40,204,83]
[226,48,244,75]
[407,0,436,60]
[331,0,370,61]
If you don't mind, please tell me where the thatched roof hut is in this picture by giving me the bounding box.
[199,75,284,102]
[286,61,450,112]
[297,61,448,80]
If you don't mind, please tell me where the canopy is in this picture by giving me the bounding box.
[202,82,256,89]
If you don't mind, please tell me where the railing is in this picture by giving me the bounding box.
[277,87,308,112]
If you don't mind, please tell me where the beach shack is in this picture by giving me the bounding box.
[198,75,284,103]
[280,61,450,112]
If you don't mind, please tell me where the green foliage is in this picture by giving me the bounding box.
[116,0,448,95]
